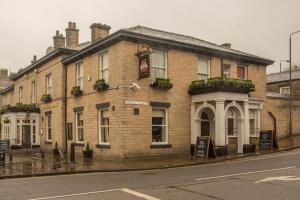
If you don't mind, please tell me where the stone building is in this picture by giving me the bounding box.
[0,23,274,159]
[261,70,300,148]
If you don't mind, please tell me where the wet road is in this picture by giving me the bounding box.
[1,149,300,200]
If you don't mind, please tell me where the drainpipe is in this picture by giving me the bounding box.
[268,111,276,137]
[64,64,68,153]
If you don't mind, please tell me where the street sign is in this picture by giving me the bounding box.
[194,136,216,160]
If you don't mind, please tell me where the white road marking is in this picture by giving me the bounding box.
[121,188,160,200]
[195,166,296,181]
[255,175,300,183]
[27,188,123,200]
[27,188,160,200]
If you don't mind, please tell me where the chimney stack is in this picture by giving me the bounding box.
[0,69,9,81]
[53,30,65,49]
[90,23,111,43]
[221,43,231,48]
[65,22,79,47]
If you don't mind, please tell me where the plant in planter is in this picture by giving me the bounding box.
[53,142,59,155]
[41,94,52,103]
[150,78,173,90]
[3,117,10,124]
[93,79,109,91]
[71,86,83,97]
[82,142,93,158]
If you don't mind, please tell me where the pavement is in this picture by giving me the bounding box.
[0,149,263,179]
[1,148,300,199]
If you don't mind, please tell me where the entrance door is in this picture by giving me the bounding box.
[22,125,31,148]
[200,112,210,136]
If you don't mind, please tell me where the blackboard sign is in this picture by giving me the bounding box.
[259,130,277,150]
[195,136,216,160]
[0,140,9,153]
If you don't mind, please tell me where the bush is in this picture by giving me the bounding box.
[93,79,109,91]
[41,94,52,103]
[71,86,83,97]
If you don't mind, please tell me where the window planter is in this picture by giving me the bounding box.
[150,78,173,90]
[71,86,83,97]
[188,77,255,95]
[41,94,52,103]
[93,79,109,91]
[0,103,40,114]
[82,142,93,158]
[3,117,10,124]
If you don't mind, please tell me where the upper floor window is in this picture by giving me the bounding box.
[19,86,23,103]
[46,74,52,95]
[280,86,290,95]
[237,65,247,79]
[99,52,108,83]
[150,50,167,79]
[31,81,36,103]
[76,62,83,89]
[198,58,210,80]
[223,64,231,78]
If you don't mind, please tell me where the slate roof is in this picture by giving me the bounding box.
[127,26,272,63]
[63,25,274,66]
[267,70,300,83]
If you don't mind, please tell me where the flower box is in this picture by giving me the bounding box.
[150,78,173,90]
[93,79,109,91]
[0,103,40,114]
[41,94,52,103]
[71,86,83,97]
[188,77,255,95]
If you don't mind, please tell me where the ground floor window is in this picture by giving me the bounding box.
[16,125,21,144]
[76,112,84,142]
[249,110,259,137]
[152,108,167,143]
[45,114,52,141]
[226,108,237,136]
[98,109,109,144]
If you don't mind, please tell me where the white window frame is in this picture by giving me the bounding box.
[223,65,230,78]
[46,74,52,95]
[76,62,84,90]
[76,112,84,143]
[31,80,36,103]
[152,108,168,144]
[226,109,237,137]
[98,109,109,145]
[19,86,23,103]
[237,65,248,80]
[280,86,290,95]
[45,114,52,142]
[150,50,168,80]
[99,52,109,83]
[197,57,211,80]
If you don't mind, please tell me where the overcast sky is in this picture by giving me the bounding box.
[1,0,300,74]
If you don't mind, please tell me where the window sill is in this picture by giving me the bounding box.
[95,144,111,149]
[150,144,172,148]
[44,141,52,145]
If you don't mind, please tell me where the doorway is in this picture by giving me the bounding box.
[22,125,31,148]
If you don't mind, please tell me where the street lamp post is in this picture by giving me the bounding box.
[289,30,300,136]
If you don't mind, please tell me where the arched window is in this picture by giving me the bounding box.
[226,108,236,136]
[201,112,209,120]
